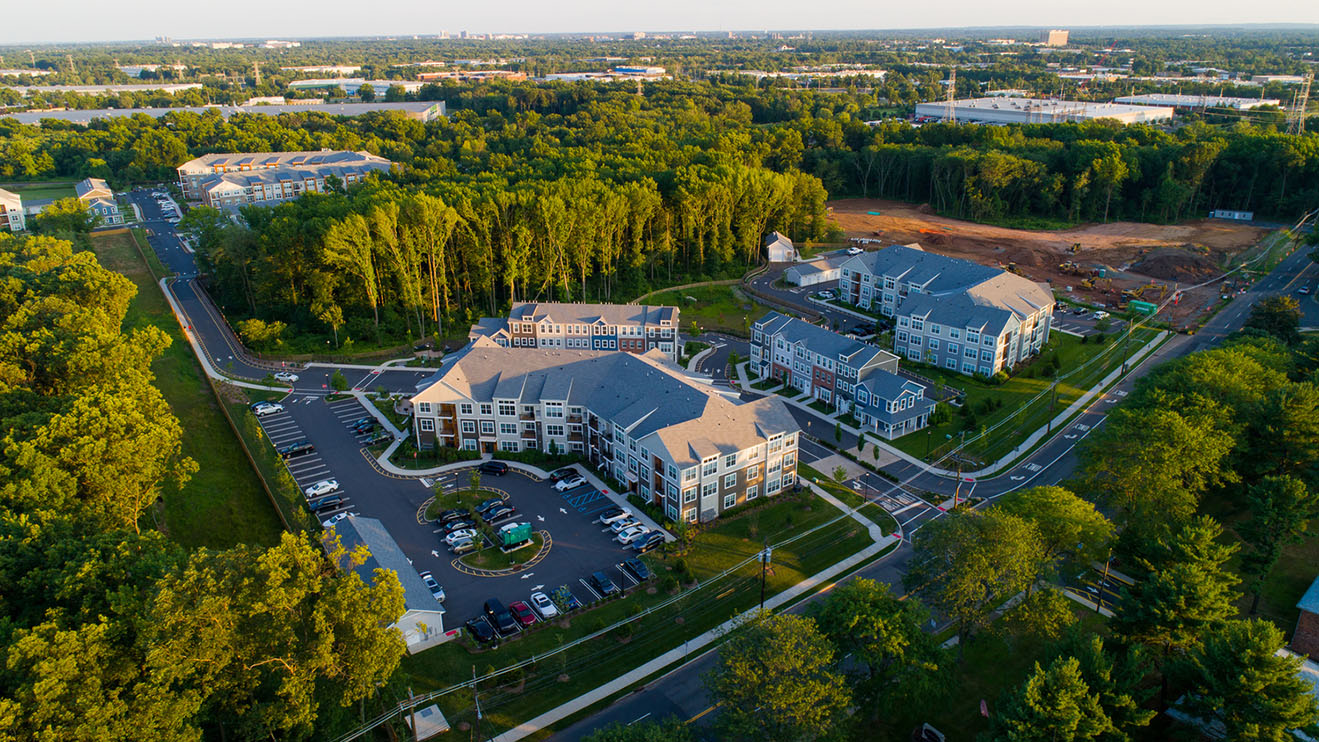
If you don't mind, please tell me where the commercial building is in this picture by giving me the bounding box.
[410,341,801,523]
[1252,74,1308,84]
[117,64,188,78]
[75,178,122,225]
[280,65,361,76]
[325,516,448,653]
[469,302,680,364]
[5,83,202,96]
[839,245,1055,377]
[176,150,392,208]
[287,78,425,95]
[1114,93,1282,110]
[417,70,526,83]
[784,255,847,287]
[1039,29,1069,47]
[0,188,25,231]
[914,97,1174,126]
[0,69,55,78]
[3,101,446,126]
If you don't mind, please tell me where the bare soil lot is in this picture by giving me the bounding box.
[829,199,1270,326]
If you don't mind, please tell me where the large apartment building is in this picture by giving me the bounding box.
[0,188,24,231]
[470,302,681,364]
[176,150,392,208]
[411,340,800,523]
[750,311,935,439]
[839,245,1055,377]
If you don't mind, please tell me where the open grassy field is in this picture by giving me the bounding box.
[89,229,283,549]
[2,181,77,202]
[644,283,773,337]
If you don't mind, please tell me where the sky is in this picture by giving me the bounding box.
[3,0,1318,45]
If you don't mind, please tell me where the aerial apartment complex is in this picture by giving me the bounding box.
[176,150,392,208]
[75,178,122,225]
[469,302,681,364]
[411,340,800,523]
[0,188,24,232]
[750,312,935,439]
[840,245,1055,378]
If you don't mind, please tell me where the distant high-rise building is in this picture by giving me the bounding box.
[1040,29,1069,47]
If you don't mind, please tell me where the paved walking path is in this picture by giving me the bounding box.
[489,480,894,742]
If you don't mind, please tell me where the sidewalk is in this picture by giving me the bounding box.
[738,330,1169,479]
[488,482,897,742]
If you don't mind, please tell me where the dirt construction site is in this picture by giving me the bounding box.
[829,199,1274,328]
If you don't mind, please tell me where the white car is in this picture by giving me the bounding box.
[445,528,478,545]
[529,591,559,619]
[847,247,863,255]
[304,479,340,498]
[418,571,445,602]
[321,511,358,528]
[273,371,299,383]
[251,401,284,416]
[553,475,587,492]
[598,508,633,525]
[616,526,650,544]
[1091,311,1110,321]
[817,290,836,300]
[610,517,642,534]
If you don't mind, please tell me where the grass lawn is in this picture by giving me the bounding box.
[387,489,874,739]
[4,181,77,202]
[459,533,545,570]
[892,327,1161,465]
[645,284,772,338]
[799,464,899,535]
[750,378,782,391]
[368,395,411,430]
[89,230,284,549]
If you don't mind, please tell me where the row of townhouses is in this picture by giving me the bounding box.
[410,340,800,523]
[839,245,1055,377]
[176,150,392,208]
[469,302,682,364]
[750,312,935,439]
[0,178,122,232]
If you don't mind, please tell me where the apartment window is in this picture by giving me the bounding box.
[546,424,564,437]
[568,406,584,417]
[544,402,564,418]
[667,464,678,480]
[683,487,697,504]
[684,468,697,482]
[417,402,432,414]
[480,421,495,435]
[702,481,718,498]
[769,436,782,453]
[462,439,478,451]
[929,338,940,350]
[419,418,434,432]
[724,453,737,468]
[479,403,493,416]
[783,453,795,469]
[746,485,759,500]
[460,403,474,415]
[897,330,908,343]
[499,423,517,435]
[745,464,761,480]
[499,440,519,452]
[498,401,516,416]
[460,420,476,434]
[724,473,738,489]
[667,483,678,500]
[949,329,960,340]
[702,459,718,477]
[723,493,737,509]
[967,331,980,344]
[984,335,995,346]
[684,508,697,523]
[929,325,940,335]
[667,504,679,520]
[768,478,781,493]
[946,358,957,369]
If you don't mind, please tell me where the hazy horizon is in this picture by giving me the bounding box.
[3,0,1318,46]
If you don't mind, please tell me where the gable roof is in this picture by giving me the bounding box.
[328,516,444,616]
[75,178,112,201]
[754,311,895,368]
[507,302,677,327]
[1299,575,1319,616]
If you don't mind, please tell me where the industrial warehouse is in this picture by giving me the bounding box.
[1113,93,1283,110]
[914,97,1175,125]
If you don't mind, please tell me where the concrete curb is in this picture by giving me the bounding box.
[157,277,295,393]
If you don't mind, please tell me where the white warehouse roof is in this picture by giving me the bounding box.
[1114,93,1282,110]
[915,97,1174,125]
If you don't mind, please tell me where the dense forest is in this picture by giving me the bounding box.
[0,233,409,739]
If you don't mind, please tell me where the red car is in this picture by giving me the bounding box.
[508,600,536,628]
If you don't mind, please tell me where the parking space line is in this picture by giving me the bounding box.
[578,578,603,601]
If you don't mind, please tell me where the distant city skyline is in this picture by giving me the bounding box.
[2,1,1318,46]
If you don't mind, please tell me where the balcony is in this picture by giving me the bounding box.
[521,431,537,440]
[520,413,535,421]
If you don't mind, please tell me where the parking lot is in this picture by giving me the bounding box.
[248,393,661,632]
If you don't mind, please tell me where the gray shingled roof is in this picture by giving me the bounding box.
[413,341,799,466]
[508,302,677,326]
[754,311,895,368]
[844,244,1001,294]
[854,368,936,425]
[328,516,444,615]
[179,149,390,173]
[1299,575,1319,616]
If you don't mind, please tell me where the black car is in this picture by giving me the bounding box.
[445,519,476,533]
[278,441,315,458]
[478,461,509,476]
[484,599,519,635]
[309,496,343,513]
[465,616,496,644]
[589,571,620,597]
[622,558,652,582]
[352,420,378,434]
[435,508,466,524]
[547,467,578,483]
[483,505,516,522]
[632,531,665,554]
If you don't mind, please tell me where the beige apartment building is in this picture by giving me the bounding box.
[0,188,24,231]
[469,302,681,364]
[176,150,392,208]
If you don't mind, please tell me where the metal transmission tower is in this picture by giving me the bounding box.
[944,68,957,123]
[253,62,261,88]
[1286,72,1312,136]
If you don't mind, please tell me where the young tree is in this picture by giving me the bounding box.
[1174,619,1319,740]
[987,655,1116,742]
[1244,295,1302,345]
[705,612,850,742]
[903,510,1046,658]
[1238,475,1319,614]
[583,718,693,742]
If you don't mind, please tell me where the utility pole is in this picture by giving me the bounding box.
[944,68,957,123]
[759,540,771,611]
[1286,72,1313,136]
[66,54,76,75]
[1045,380,1059,432]
[1096,549,1112,614]
[472,667,482,742]
[408,687,418,742]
